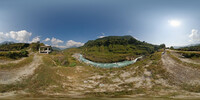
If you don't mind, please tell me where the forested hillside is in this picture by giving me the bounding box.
[82,35,163,63]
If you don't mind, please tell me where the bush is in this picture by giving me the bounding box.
[19,50,29,57]
[69,62,76,67]
[182,52,200,58]
[53,55,69,67]
[0,50,29,59]
[0,43,29,51]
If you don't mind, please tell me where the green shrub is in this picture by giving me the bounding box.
[69,62,76,67]
[53,55,69,67]
[0,50,29,59]
[0,43,29,51]
[19,50,29,57]
[180,52,200,58]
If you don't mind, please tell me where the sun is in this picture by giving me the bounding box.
[168,20,181,27]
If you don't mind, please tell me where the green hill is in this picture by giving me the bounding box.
[82,35,161,63]
[177,44,200,51]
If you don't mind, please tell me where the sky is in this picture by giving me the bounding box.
[0,0,200,48]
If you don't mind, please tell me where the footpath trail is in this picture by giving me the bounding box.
[0,54,42,84]
[170,50,200,65]
[161,50,200,85]
[0,58,26,65]
[0,52,34,65]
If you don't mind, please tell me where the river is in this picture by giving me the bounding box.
[77,54,142,68]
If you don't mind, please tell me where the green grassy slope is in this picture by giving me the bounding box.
[81,35,162,63]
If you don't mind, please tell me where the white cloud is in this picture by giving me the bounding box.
[43,38,50,42]
[66,40,84,48]
[53,45,67,49]
[0,32,7,41]
[97,33,105,38]
[98,36,105,38]
[9,30,32,43]
[189,29,200,42]
[46,37,84,49]
[31,36,40,43]
[0,30,32,43]
[51,37,64,46]
[45,44,50,46]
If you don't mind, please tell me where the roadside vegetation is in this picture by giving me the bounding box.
[177,51,200,58]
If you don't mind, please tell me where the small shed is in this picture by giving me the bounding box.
[39,46,52,54]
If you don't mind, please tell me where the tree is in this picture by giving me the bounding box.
[170,46,174,50]
[30,43,40,52]
[159,44,166,49]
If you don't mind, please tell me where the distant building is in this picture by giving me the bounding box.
[39,46,52,54]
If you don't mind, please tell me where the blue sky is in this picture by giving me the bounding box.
[0,0,200,48]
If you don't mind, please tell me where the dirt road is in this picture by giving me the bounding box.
[161,50,200,85]
[170,50,200,65]
[0,58,26,65]
[0,54,42,84]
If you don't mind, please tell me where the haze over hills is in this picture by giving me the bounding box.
[0,41,15,46]
[177,44,200,51]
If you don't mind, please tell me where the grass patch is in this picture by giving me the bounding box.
[25,56,62,94]
[0,55,63,95]
[69,62,76,67]
[86,88,147,97]
[0,55,34,69]
[48,48,83,67]
[147,52,169,79]
[181,83,200,92]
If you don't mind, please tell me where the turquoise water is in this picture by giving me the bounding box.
[78,54,142,68]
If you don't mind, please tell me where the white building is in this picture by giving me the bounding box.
[39,46,52,54]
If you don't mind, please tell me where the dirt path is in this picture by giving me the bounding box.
[161,51,200,85]
[0,52,34,65]
[0,58,26,65]
[170,51,200,65]
[0,54,42,84]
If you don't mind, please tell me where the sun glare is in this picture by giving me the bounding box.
[168,20,181,27]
